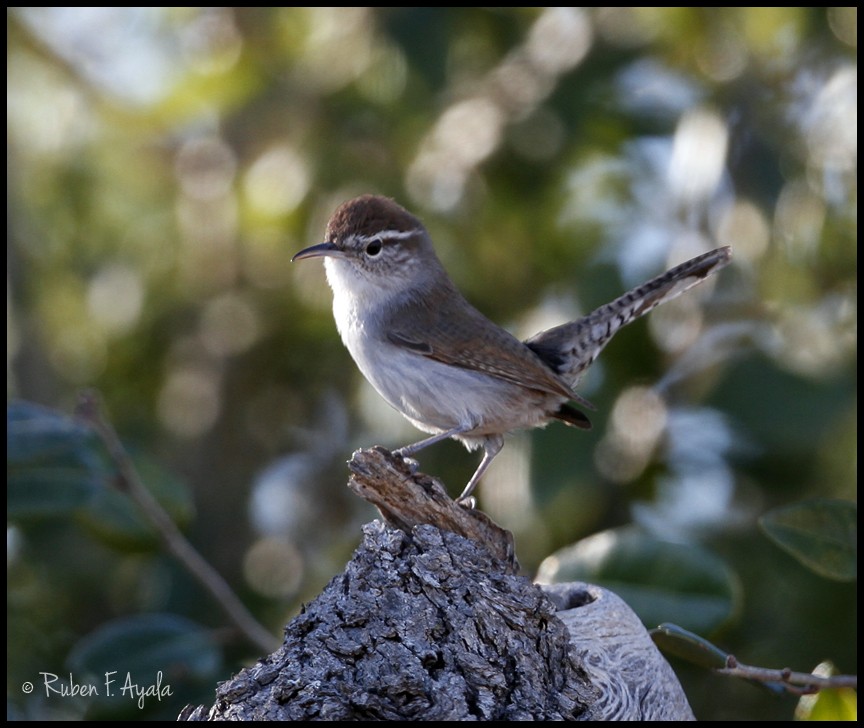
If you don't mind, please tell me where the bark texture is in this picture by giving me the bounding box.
[180,447,694,721]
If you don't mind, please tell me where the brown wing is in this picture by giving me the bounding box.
[384,282,595,411]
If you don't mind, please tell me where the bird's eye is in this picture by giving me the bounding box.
[365,239,383,257]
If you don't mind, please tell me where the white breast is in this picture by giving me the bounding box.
[325,257,561,441]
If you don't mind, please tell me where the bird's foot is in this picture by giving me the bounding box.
[393,449,420,474]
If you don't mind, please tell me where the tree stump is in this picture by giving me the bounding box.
[180,448,694,721]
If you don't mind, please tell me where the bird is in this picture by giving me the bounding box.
[293,194,731,503]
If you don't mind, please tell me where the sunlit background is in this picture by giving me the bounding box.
[7,7,856,720]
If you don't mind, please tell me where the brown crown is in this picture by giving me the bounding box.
[326,195,424,241]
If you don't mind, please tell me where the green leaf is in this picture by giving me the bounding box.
[76,450,195,551]
[796,687,858,721]
[759,500,857,581]
[650,624,786,695]
[536,526,739,633]
[795,662,858,721]
[649,623,730,669]
[7,400,95,464]
[7,401,107,519]
[7,401,193,547]
[67,613,221,695]
[8,468,100,518]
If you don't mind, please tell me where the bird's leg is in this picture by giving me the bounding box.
[393,423,475,475]
[394,423,503,505]
[455,435,504,506]
[394,425,469,458]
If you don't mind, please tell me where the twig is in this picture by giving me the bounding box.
[716,655,857,695]
[75,390,279,655]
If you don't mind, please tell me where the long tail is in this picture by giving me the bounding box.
[525,246,732,388]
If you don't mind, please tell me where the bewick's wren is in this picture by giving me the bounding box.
[294,195,731,503]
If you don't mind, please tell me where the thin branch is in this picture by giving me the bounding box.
[716,655,857,695]
[75,389,279,655]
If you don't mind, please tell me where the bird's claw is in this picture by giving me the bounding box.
[456,496,476,510]
[394,450,420,474]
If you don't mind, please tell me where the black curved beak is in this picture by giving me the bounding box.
[291,242,345,262]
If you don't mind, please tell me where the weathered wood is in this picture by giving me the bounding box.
[542,582,696,720]
[180,448,694,721]
[346,446,518,571]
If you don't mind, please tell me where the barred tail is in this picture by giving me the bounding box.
[525,246,731,387]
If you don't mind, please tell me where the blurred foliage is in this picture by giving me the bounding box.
[7,7,856,721]
[537,526,740,635]
[759,499,857,581]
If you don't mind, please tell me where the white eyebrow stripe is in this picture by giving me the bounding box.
[352,228,422,244]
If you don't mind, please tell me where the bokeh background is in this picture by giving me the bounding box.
[7,7,856,720]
